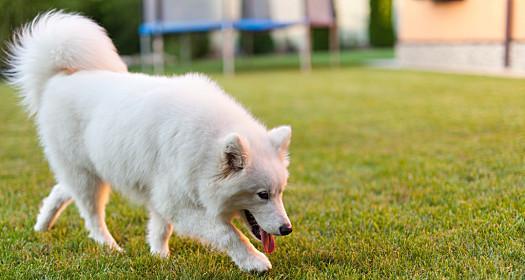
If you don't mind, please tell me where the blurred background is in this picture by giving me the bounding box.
[0,0,395,75]
[1,0,524,76]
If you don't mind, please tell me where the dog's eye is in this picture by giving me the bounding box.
[257,191,269,200]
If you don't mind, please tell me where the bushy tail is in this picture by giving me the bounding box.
[5,11,127,116]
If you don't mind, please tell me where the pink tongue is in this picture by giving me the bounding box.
[260,229,275,254]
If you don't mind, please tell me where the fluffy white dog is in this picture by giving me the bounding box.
[6,11,293,272]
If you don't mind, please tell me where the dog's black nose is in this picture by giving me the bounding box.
[279,224,292,236]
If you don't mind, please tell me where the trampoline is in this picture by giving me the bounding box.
[139,0,337,74]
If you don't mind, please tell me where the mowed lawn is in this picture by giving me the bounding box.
[0,67,524,279]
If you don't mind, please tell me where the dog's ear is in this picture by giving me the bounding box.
[221,133,249,178]
[268,125,291,165]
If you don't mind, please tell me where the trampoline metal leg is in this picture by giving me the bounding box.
[153,35,165,74]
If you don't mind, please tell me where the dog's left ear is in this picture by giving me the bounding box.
[220,133,250,178]
[268,125,291,165]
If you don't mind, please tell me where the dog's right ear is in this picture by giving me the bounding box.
[268,125,291,166]
[220,133,249,178]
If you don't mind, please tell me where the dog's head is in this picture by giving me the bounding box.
[215,125,293,253]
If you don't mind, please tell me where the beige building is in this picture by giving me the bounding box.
[396,0,525,72]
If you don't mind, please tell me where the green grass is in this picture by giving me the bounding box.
[1,67,525,279]
[130,49,394,74]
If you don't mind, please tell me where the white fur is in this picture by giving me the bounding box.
[7,11,292,272]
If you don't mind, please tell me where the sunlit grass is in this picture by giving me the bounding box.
[0,67,524,278]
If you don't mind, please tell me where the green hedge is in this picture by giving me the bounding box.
[311,27,330,51]
[239,31,274,55]
[368,0,396,47]
[163,33,211,61]
[0,0,141,73]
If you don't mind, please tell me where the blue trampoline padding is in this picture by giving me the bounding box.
[233,19,304,32]
[139,21,229,35]
[139,19,305,35]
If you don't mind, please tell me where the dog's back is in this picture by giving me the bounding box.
[6,10,265,197]
[38,69,264,202]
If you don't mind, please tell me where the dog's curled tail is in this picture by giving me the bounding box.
[5,10,127,116]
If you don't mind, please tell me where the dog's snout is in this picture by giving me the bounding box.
[279,224,292,236]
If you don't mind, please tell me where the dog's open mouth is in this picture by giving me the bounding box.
[243,210,275,254]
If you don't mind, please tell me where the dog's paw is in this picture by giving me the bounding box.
[89,233,123,252]
[150,247,170,258]
[102,239,124,253]
[235,251,272,272]
[34,221,49,232]
[110,243,124,253]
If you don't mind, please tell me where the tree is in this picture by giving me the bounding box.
[0,0,141,73]
[368,0,396,47]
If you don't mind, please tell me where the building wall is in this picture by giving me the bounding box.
[397,43,506,71]
[396,0,525,72]
[512,0,525,41]
[398,0,506,43]
[511,42,525,70]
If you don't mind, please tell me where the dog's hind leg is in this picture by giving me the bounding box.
[64,173,122,251]
[34,184,73,231]
[147,209,173,257]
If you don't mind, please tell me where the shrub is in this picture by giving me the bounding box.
[368,0,396,47]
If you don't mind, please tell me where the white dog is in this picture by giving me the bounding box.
[6,11,293,272]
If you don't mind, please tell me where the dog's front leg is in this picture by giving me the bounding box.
[222,223,272,272]
[175,212,271,272]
